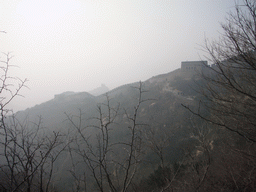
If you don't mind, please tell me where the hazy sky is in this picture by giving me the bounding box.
[0,0,236,112]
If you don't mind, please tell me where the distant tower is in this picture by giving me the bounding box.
[181,61,208,71]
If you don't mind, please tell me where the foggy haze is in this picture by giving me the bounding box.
[0,0,235,112]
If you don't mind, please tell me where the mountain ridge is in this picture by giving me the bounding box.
[15,64,202,130]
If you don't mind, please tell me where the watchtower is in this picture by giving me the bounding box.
[181,61,208,72]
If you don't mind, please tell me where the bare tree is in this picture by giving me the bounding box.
[0,53,67,192]
[144,117,213,192]
[182,0,256,191]
[180,117,213,192]
[186,0,256,142]
[0,116,67,192]
[66,82,149,192]
[142,125,175,190]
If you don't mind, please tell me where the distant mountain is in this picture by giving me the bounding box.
[88,84,109,96]
[15,66,202,128]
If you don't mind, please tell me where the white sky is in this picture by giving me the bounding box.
[0,0,236,112]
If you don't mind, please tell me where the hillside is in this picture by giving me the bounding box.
[12,65,206,191]
[6,60,252,191]
[3,56,255,192]
[15,67,199,128]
